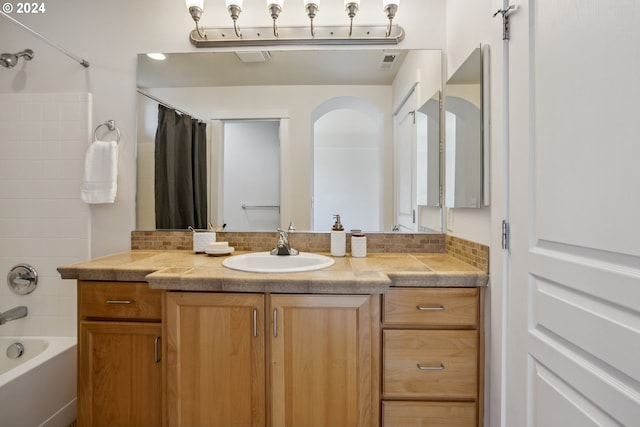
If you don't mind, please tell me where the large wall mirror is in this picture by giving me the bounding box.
[444,45,489,208]
[136,49,442,232]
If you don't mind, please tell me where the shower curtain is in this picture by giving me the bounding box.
[155,105,207,229]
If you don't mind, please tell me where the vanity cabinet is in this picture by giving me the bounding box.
[164,292,266,427]
[382,287,484,427]
[77,281,163,427]
[164,292,380,427]
[269,294,380,427]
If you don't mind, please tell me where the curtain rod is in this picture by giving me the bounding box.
[0,11,89,68]
[136,89,207,122]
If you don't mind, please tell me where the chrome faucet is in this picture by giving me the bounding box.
[271,228,299,256]
[0,306,28,325]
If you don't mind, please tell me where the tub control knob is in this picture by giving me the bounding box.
[7,264,38,295]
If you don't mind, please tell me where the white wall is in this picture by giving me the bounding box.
[446,3,507,427]
[0,93,90,337]
[444,0,494,245]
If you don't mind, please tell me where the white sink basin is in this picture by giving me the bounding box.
[222,251,334,273]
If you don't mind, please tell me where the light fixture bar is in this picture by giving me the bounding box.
[189,25,404,47]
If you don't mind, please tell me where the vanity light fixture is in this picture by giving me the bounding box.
[267,0,284,37]
[226,0,244,38]
[185,0,206,39]
[305,1,320,37]
[383,0,400,37]
[186,0,404,47]
[344,0,360,36]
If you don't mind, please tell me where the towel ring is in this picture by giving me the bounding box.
[94,120,121,143]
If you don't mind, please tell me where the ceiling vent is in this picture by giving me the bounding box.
[378,51,399,69]
[235,51,271,63]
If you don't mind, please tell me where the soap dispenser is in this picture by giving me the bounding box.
[330,214,346,257]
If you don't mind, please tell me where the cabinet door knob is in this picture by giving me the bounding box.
[417,363,445,371]
[107,300,134,304]
[416,305,445,311]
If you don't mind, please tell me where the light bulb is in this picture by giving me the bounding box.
[226,0,243,8]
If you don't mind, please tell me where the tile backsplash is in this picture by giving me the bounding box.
[0,93,91,337]
[131,230,489,273]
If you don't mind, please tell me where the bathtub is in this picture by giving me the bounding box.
[0,336,77,427]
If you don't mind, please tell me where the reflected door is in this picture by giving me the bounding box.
[395,90,417,231]
[223,121,280,231]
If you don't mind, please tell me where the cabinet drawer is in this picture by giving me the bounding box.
[79,281,161,321]
[383,288,478,327]
[383,330,478,399]
[382,401,476,427]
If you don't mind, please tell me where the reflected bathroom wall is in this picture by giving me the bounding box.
[136,84,392,231]
[312,97,383,232]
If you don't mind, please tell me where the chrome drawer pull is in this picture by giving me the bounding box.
[417,363,445,371]
[416,305,445,311]
[106,300,134,304]
[273,309,278,338]
[253,308,258,338]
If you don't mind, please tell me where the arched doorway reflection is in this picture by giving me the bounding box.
[311,97,383,231]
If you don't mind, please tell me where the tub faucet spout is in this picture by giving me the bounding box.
[0,306,28,325]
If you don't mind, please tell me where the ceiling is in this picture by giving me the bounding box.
[136,49,410,88]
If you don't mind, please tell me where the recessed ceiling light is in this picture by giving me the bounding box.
[147,53,167,61]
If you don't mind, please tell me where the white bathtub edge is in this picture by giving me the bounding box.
[0,336,76,387]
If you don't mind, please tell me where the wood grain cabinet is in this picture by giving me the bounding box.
[164,292,266,427]
[164,292,380,427]
[77,281,163,427]
[382,287,484,427]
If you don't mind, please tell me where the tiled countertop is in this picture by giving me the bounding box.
[58,250,488,294]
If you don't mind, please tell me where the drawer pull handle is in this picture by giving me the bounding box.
[417,363,445,371]
[154,336,161,363]
[273,309,278,338]
[416,305,445,311]
[253,308,258,337]
[106,300,134,304]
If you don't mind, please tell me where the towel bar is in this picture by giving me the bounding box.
[94,120,121,143]
[242,204,280,211]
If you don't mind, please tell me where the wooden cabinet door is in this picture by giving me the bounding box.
[78,321,162,427]
[165,292,266,427]
[269,294,380,427]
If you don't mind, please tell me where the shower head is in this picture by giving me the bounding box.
[0,49,34,68]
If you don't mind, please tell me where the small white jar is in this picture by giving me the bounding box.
[351,233,367,258]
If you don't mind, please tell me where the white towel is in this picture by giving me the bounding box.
[81,140,118,204]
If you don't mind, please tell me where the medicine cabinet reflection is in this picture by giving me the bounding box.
[445,46,488,208]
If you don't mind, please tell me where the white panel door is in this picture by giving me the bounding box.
[395,90,417,231]
[507,1,640,426]
[223,121,280,231]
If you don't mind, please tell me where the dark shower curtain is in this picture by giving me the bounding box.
[155,105,207,229]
